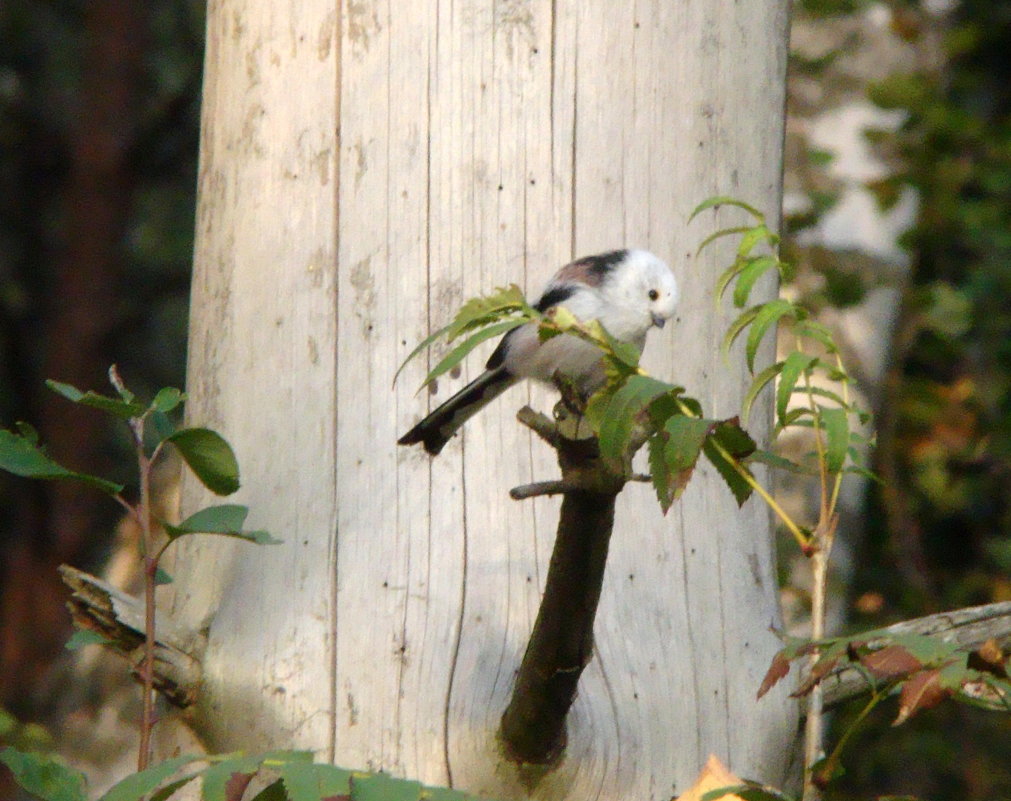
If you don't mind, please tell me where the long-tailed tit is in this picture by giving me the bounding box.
[399,249,679,455]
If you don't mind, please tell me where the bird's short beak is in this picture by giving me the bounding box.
[652,313,667,329]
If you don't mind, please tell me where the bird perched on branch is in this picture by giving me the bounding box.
[399,249,679,455]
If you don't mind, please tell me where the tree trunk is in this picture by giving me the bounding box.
[165,1,796,798]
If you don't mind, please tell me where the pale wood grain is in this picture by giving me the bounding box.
[168,1,796,798]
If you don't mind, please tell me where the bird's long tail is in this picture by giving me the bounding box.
[398,367,519,455]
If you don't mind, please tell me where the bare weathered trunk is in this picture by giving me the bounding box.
[166,2,796,798]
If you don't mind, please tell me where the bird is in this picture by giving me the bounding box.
[398,249,679,455]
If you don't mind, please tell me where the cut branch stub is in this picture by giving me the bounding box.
[499,403,643,766]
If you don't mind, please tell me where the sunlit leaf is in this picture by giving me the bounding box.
[597,375,677,465]
[689,196,764,223]
[420,319,524,390]
[776,352,817,425]
[280,763,352,801]
[732,255,779,308]
[745,300,800,373]
[742,361,783,424]
[695,226,754,259]
[721,306,761,361]
[165,428,240,496]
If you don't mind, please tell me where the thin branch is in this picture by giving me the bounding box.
[509,480,580,500]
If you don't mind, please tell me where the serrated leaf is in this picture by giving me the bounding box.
[689,196,764,223]
[745,300,800,373]
[721,305,762,361]
[819,406,849,473]
[710,418,757,460]
[732,255,779,308]
[446,284,529,340]
[100,755,204,801]
[0,748,88,801]
[742,361,783,424]
[776,352,817,425]
[792,319,839,353]
[165,428,240,496]
[280,763,352,801]
[735,225,774,260]
[162,505,280,545]
[0,430,124,494]
[597,375,677,465]
[420,319,524,390]
[695,226,754,259]
[65,629,111,650]
[703,439,752,507]
[45,380,146,419]
[393,321,455,388]
[650,416,713,512]
[152,387,185,414]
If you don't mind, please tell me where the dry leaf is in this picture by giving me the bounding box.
[757,651,791,699]
[860,645,921,680]
[676,754,744,801]
[893,668,950,725]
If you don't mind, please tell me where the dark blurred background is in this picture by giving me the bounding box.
[0,0,1008,798]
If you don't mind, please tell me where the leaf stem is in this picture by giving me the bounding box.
[130,415,156,771]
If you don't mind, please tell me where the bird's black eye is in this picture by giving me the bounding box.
[648,289,659,301]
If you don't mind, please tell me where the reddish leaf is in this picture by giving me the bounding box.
[225,772,256,801]
[893,668,951,725]
[757,650,791,699]
[791,656,840,697]
[967,638,1008,678]
[860,645,922,681]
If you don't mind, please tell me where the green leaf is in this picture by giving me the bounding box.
[148,774,200,801]
[352,772,423,801]
[732,255,779,308]
[652,415,714,512]
[154,567,174,585]
[0,430,124,495]
[597,324,642,369]
[152,387,185,414]
[65,629,111,650]
[14,421,39,445]
[280,763,352,801]
[165,428,240,496]
[793,319,839,353]
[689,196,764,223]
[746,449,816,476]
[45,380,145,420]
[735,225,775,260]
[702,420,757,507]
[420,319,525,390]
[0,748,87,801]
[246,780,287,801]
[149,410,177,442]
[597,375,677,465]
[702,785,794,801]
[446,284,529,341]
[695,226,754,258]
[201,756,261,801]
[776,352,817,425]
[100,755,203,801]
[721,306,761,361]
[745,299,800,373]
[742,361,783,424]
[162,505,280,545]
[819,406,849,473]
[393,321,455,388]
